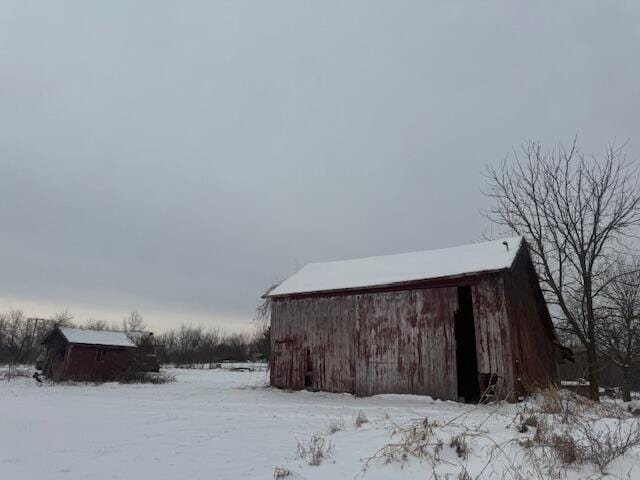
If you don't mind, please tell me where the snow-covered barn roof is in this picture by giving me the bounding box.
[55,327,137,348]
[267,236,523,297]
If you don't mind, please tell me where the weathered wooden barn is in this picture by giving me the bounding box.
[40,327,137,381]
[266,237,561,402]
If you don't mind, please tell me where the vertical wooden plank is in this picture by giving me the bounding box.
[472,275,514,398]
[353,287,458,399]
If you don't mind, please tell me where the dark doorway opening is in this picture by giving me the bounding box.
[455,286,480,403]
[304,348,313,388]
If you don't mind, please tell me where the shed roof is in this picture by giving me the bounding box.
[267,236,523,297]
[55,327,137,348]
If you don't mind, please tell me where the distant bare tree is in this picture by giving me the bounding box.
[199,328,221,366]
[84,319,111,331]
[251,325,270,361]
[484,138,640,400]
[3,310,26,363]
[255,284,278,329]
[49,309,74,327]
[252,283,279,361]
[122,311,146,332]
[176,325,203,365]
[597,257,640,401]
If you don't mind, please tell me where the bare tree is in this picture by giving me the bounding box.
[122,311,146,332]
[3,310,27,363]
[484,138,640,400]
[84,319,111,331]
[255,283,278,329]
[252,283,279,361]
[597,257,640,401]
[49,309,74,327]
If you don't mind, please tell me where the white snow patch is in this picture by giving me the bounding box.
[58,327,136,347]
[269,237,522,297]
[1,368,639,479]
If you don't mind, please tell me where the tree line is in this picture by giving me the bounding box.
[156,324,269,366]
[0,309,270,367]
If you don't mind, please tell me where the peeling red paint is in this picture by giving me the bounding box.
[270,248,558,401]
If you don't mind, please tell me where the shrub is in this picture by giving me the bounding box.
[364,417,442,466]
[457,469,471,480]
[2,366,32,381]
[449,433,469,459]
[296,435,333,466]
[327,418,344,434]
[118,371,176,384]
[354,411,369,428]
[273,466,291,478]
[520,388,640,474]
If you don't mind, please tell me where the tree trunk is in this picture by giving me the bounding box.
[622,366,632,402]
[586,345,600,401]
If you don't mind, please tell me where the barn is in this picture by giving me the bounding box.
[40,327,137,382]
[266,237,562,402]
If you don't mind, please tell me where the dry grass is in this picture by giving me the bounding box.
[363,417,443,467]
[354,411,369,428]
[272,466,292,478]
[533,386,628,421]
[118,371,176,384]
[449,433,470,459]
[327,418,344,434]
[1,365,32,381]
[296,435,333,466]
[457,469,472,480]
[361,387,640,479]
[518,387,640,475]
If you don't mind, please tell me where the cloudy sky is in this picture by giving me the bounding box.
[1,1,639,332]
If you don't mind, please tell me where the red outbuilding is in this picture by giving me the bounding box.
[40,327,137,381]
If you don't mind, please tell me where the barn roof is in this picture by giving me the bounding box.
[267,236,523,297]
[55,327,137,348]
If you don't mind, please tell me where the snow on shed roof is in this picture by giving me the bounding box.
[267,237,523,297]
[58,327,137,348]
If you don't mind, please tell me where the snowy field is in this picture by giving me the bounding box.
[2,368,640,479]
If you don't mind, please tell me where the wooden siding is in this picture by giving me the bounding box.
[271,287,459,399]
[503,247,558,394]
[63,345,134,382]
[471,274,514,399]
[271,295,357,392]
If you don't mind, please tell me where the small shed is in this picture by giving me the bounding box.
[266,237,562,402]
[40,327,137,381]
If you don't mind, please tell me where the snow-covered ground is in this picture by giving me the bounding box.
[1,368,639,479]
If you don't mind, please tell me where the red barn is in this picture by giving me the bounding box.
[266,237,563,402]
[40,327,137,381]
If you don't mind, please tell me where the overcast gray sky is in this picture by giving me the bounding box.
[1,1,639,332]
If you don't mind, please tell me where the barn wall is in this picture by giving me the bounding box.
[355,287,458,398]
[503,248,558,393]
[271,295,357,392]
[271,286,459,399]
[42,331,69,381]
[471,274,515,399]
[63,345,134,381]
